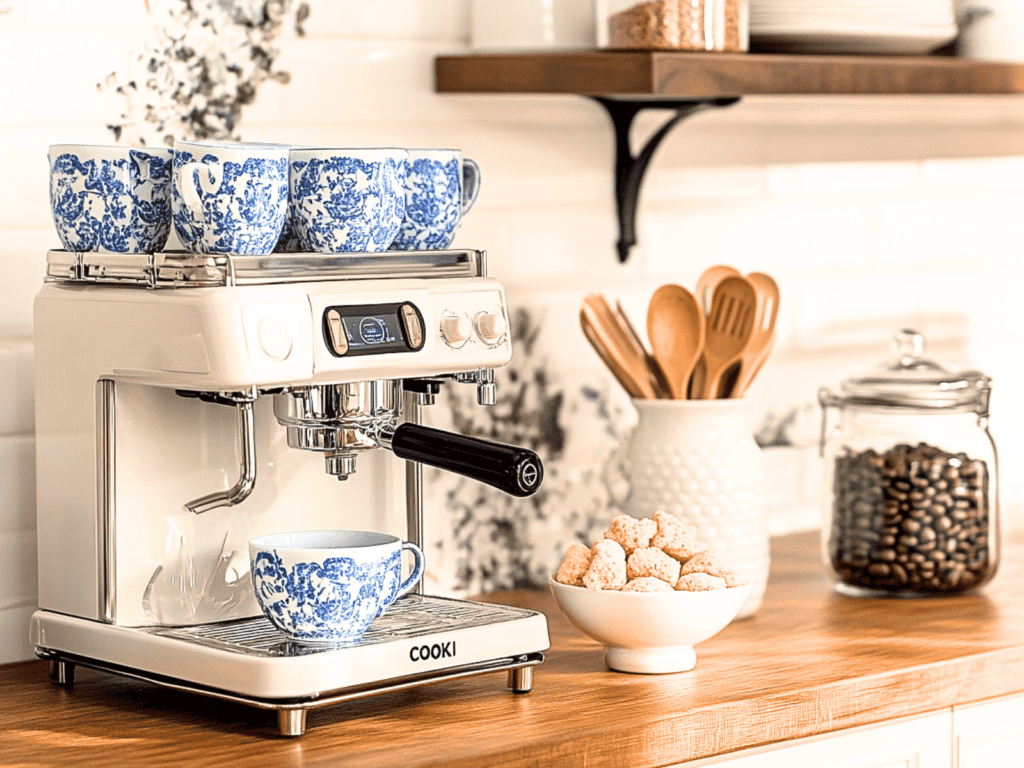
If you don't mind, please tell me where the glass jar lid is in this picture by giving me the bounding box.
[823,329,991,413]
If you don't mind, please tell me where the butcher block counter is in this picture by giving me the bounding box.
[3,529,1024,768]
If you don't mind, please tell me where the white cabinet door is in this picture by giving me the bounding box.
[677,710,952,768]
[953,692,1024,767]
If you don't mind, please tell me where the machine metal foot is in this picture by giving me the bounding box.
[49,659,75,686]
[508,665,534,693]
[277,708,307,737]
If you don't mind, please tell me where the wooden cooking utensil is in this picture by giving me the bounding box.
[646,284,705,400]
[580,310,645,399]
[580,302,657,399]
[690,265,739,396]
[729,271,780,399]
[584,294,662,399]
[615,300,671,399]
[693,275,757,399]
[694,264,740,315]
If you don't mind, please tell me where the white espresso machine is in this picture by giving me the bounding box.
[30,248,548,736]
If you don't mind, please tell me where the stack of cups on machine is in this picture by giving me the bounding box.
[48,141,482,255]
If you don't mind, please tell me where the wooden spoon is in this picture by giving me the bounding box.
[729,271,780,398]
[693,275,757,399]
[646,284,705,399]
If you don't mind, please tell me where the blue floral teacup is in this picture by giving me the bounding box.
[49,144,174,253]
[249,530,424,643]
[389,149,481,251]
[289,147,408,253]
[172,140,289,254]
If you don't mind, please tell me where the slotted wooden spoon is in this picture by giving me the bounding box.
[690,265,739,395]
[693,275,757,399]
[695,264,740,315]
[729,271,780,398]
[646,284,705,399]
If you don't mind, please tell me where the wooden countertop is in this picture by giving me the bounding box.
[3,530,1024,767]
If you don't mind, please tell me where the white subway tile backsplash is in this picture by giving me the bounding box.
[25,0,151,30]
[0,338,33,435]
[788,265,994,351]
[0,436,34,535]
[0,530,36,608]
[765,161,919,198]
[304,0,469,42]
[0,604,35,665]
[874,195,1024,267]
[643,166,765,203]
[766,124,1024,164]
[0,29,133,127]
[643,198,874,276]
[920,155,1024,192]
[506,208,622,280]
[0,228,51,335]
[277,39,445,126]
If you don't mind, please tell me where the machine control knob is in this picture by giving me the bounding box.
[400,303,424,350]
[324,309,349,356]
[474,311,507,344]
[258,315,293,361]
[440,313,471,348]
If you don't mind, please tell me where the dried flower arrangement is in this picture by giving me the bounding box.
[102,0,309,146]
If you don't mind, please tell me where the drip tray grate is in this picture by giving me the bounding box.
[149,594,537,657]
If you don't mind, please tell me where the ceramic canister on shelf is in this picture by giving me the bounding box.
[624,398,769,618]
[470,0,596,50]
[955,0,1024,62]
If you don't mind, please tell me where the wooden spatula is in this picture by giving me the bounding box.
[693,275,757,399]
[729,271,779,398]
[580,303,657,399]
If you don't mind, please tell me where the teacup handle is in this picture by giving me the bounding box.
[461,158,481,215]
[395,541,425,599]
[179,161,222,218]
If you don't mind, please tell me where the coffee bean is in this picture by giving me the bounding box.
[828,442,991,594]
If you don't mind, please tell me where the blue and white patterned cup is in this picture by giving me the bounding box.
[48,144,174,253]
[288,147,408,253]
[172,140,289,254]
[389,149,481,251]
[249,530,424,643]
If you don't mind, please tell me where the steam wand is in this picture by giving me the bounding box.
[183,387,258,515]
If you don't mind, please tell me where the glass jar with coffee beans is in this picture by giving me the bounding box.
[818,329,998,597]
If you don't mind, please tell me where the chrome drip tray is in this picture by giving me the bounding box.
[33,595,549,736]
[149,593,538,657]
[45,248,485,287]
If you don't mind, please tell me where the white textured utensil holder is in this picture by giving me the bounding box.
[625,399,769,618]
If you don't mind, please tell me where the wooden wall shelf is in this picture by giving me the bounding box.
[435,52,1024,262]
[435,51,1024,98]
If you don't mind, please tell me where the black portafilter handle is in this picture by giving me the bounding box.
[389,423,543,498]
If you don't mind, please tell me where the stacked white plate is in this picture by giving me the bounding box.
[750,0,959,54]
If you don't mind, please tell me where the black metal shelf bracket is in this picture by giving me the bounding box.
[592,96,741,263]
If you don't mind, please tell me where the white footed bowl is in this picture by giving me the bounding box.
[549,576,752,674]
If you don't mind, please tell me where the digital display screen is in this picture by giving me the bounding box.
[322,302,423,357]
[342,313,405,352]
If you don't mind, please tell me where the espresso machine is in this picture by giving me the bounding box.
[30,248,548,736]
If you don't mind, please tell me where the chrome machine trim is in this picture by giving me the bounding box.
[45,250,486,288]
